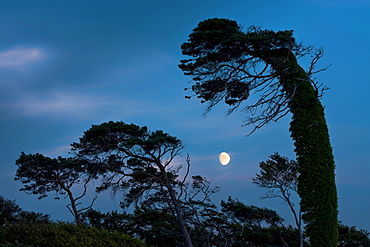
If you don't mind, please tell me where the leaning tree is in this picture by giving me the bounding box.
[71,121,193,247]
[179,18,338,246]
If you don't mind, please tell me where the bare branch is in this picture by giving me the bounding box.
[178,154,191,200]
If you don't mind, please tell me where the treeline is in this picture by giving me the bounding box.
[1,194,369,246]
[80,196,302,246]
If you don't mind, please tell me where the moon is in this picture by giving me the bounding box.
[219,152,230,165]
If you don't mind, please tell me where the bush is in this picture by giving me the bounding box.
[0,222,146,247]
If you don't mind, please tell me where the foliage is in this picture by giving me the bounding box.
[338,223,370,247]
[15,211,51,225]
[179,18,299,126]
[252,153,298,196]
[0,195,50,227]
[0,196,21,226]
[81,209,130,232]
[0,222,146,247]
[15,153,96,223]
[81,194,305,247]
[221,197,284,227]
[128,207,181,247]
[179,17,338,246]
[82,175,222,247]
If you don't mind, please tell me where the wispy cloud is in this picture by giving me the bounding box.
[0,47,45,68]
[3,88,159,121]
[13,91,108,117]
[41,145,72,158]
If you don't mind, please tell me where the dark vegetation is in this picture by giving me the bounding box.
[4,123,370,246]
[1,18,367,246]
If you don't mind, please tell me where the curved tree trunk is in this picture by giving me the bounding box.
[159,165,193,247]
[165,179,193,247]
[54,173,81,224]
[258,48,338,246]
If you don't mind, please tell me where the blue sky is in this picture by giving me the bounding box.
[1,0,370,230]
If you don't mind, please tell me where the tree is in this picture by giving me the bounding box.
[81,174,225,247]
[0,195,21,226]
[181,175,222,247]
[221,197,284,228]
[252,153,303,246]
[220,197,295,246]
[15,153,97,223]
[338,223,370,247]
[0,195,50,226]
[179,18,338,246]
[16,210,51,224]
[71,121,193,247]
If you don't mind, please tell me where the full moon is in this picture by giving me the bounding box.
[219,152,230,165]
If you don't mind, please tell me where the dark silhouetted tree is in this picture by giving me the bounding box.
[71,121,193,247]
[179,18,338,246]
[0,195,21,226]
[220,196,296,246]
[15,153,97,223]
[253,153,303,246]
[0,195,50,226]
[338,223,370,247]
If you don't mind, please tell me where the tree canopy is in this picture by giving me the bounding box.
[15,152,96,223]
[71,121,193,247]
[179,18,308,130]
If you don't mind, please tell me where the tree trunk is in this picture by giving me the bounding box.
[54,174,81,224]
[165,180,193,247]
[298,210,303,247]
[159,165,193,247]
[258,49,338,246]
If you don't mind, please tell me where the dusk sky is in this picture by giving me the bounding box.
[1,0,370,231]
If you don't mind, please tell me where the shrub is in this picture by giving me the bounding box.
[0,222,146,247]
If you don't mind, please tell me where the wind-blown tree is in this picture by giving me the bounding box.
[71,121,193,247]
[15,153,97,223]
[179,18,338,246]
[253,153,303,246]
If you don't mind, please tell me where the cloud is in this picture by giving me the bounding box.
[13,91,107,117]
[3,87,161,122]
[0,47,46,68]
[41,145,72,158]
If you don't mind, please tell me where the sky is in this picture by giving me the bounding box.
[1,0,370,231]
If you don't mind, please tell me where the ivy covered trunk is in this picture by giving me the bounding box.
[259,49,338,246]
